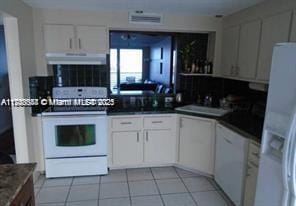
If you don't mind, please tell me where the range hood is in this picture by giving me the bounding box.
[46,53,107,65]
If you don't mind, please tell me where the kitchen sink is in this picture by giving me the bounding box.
[175,104,230,117]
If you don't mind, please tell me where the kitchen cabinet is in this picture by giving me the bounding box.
[221,26,240,77]
[290,11,296,42]
[178,116,215,175]
[237,20,261,79]
[109,114,177,168]
[76,25,108,53]
[215,124,249,206]
[43,24,108,54]
[244,140,260,206]
[112,131,143,166]
[11,176,35,206]
[144,129,175,164]
[43,24,75,53]
[256,11,292,81]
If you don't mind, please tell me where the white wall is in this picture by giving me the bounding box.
[223,0,296,27]
[32,8,223,76]
[0,0,37,163]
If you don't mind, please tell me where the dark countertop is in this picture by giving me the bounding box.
[220,111,264,143]
[107,108,175,116]
[0,163,36,206]
[175,110,263,143]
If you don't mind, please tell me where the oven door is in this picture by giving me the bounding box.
[42,115,107,158]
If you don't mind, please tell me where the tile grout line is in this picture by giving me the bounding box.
[125,169,133,206]
[173,167,199,206]
[98,175,102,206]
[64,177,74,205]
[34,175,45,204]
[149,167,166,206]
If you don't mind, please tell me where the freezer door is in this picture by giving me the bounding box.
[289,113,296,205]
[264,43,296,137]
[282,111,296,206]
[255,153,284,206]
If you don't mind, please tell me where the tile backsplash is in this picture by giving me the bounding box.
[52,64,109,88]
[178,76,267,107]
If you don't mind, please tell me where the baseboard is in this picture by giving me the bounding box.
[173,163,213,178]
[109,163,174,170]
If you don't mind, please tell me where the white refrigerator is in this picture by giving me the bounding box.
[255,43,296,206]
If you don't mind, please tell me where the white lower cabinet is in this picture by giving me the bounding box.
[144,129,175,164]
[178,116,215,175]
[112,131,143,166]
[244,140,260,206]
[109,114,177,168]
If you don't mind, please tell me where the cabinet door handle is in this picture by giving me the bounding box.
[69,38,73,49]
[120,122,132,125]
[230,65,234,76]
[152,121,163,124]
[224,138,232,144]
[146,131,148,141]
[236,66,240,75]
[137,132,139,142]
[78,38,82,49]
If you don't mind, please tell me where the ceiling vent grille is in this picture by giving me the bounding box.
[129,12,163,25]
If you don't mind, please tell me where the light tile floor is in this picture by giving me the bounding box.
[34,167,234,206]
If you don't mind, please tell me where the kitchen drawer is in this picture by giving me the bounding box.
[111,117,142,131]
[143,116,173,130]
[248,141,260,165]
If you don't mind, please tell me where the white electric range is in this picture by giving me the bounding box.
[41,87,108,178]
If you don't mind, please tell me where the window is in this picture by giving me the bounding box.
[110,49,118,90]
[110,48,143,90]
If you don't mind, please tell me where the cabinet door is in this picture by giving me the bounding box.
[112,131,143,166]
[221,26,240,76]
[290,11,296,42]
[76,26,108,53]
[179,117,215,174]
[257,11,292,81]
[43,24,75,53]
[238,20,261,79]
[144,130,175,164]
[244,162,259,206]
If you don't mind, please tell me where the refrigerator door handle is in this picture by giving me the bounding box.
[283,112,296,190]
[283,111,296,193]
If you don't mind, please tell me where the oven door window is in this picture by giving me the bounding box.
[55,125,96,146]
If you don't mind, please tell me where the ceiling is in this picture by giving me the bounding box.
[22,0,266,16]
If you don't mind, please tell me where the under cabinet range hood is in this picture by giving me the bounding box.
[46,53,107,65]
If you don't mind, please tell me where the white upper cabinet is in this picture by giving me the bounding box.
[179,116,215,175]
[290,11,296,42]
[43,24,75,53]
[221,26,240,77]
[43,24,108,54]
[256,11,292,81]
[237,20,261,79]
[76,26,108,53]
